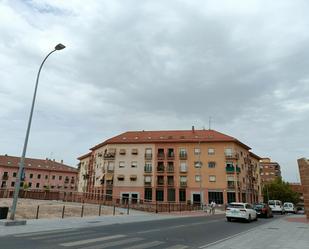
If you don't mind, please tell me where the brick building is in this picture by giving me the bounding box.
[78,128,262,205]
[0,155,78,192]
[297,158,309,219]
[259,158,281,185]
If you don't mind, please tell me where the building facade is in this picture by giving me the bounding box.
[0,155,78,191]
[259,158,281,185]
[78,129,262,205]
[297,158,309,219]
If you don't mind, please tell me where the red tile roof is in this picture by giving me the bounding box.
[90,129,251,150]
[0,155,78,173]
[77,152,92,160]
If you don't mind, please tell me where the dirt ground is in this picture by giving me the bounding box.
[0,198,122,219]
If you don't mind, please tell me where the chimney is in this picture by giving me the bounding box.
[61,160,63,164]
[192,125,195,132]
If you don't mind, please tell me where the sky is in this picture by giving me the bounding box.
[1,0,308,182]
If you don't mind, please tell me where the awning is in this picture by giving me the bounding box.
[106,173,113,180]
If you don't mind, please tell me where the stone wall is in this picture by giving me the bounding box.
[297,158,309,219]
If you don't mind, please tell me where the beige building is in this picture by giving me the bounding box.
[260,158,281,185]
[78,129,263,205]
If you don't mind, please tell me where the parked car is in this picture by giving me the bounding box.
[253,203,273,218]
[296,207,305,214]
[283,202,296,214]
[226,202,258,222]
[268,200,285,214]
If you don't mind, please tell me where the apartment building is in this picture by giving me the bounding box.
[78,128,262,205]
[259,158,281,185]
[0,154,78,191]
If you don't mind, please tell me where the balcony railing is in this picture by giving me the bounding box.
[227,182,235,189]
[157,166,165,173]
[180,182,187,187]
[225,153,239,160]
[144,166,152,173]
[144,181,152,186]
[167,153,175,160]
[157,153,165,160]
[226,166,241,173]
[179,153,187,160]
[167,180,174,186]
[157,181,164,186]
[145,153,153,160]
[104,153,116,159]
[167,166,174,173]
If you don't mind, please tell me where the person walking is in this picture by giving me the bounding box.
[210,200,216,215]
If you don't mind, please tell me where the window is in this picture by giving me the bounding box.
[195,175,201,182]
[117,175,124,181]
[45,175,48,180]
[52,175,55,180]
[208,191,223,204]
[131,161,137,168]
[168,189,175,202]
[13,172,17,177]
[209,175,216,182]
[224,148,233,156]
[36,183,40,188]
[37,174,41,179]
[180,162,187,172]
[11,182,15,187]
[208,148,215,155]
[194,148,201,155]
[180,176,187,183]
[179,148,187,158]
[119,161,125,168]
[144,188,152,201]
[145,148,152,155]
[59,176,62,180]
[131,148,138,155]
[108,161,115,171]
[30,174,33,179]
[194,161,202,168]
[208,161,216,168]
[29,182,32,188]
[226,162,233,168]
[119,149,126,155]
[156,189,164,201]
[144,162,152,172]
[130,175,137,181]
[179,189,186,202]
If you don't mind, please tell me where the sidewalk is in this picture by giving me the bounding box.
[203,215,309,249]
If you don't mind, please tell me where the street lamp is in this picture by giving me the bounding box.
[9,44,65,220]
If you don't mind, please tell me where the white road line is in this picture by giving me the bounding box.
[198,227,257,248]
[14,229,78,238]
[60,234,126,247]
[30,231,93,240]
[164,245,189,249]
[137,228,161,234]
[81,237,144,249]
[123,241,164,249]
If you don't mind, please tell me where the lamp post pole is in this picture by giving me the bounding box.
[9,44,65,220]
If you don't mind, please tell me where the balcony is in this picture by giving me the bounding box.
[167,150,175,160]
[104,152,115,160]
[226,166,241,173]
[179,152,187,160]
[227,181,235,189]
[157,180,164,186]
[180,182,187,187]
[167,178,174,186]
[2,175,9,180]
[167,165,174,173]
[225,153,239,160]
[145,153,152,160]
[157,153,165,160]
[157,166,165,173]
[144,166,152,173]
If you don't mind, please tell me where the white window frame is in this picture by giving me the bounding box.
[209,175,216,182]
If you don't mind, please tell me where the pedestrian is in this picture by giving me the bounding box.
[210,200,216,215]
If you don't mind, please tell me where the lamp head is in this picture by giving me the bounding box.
[55,43,66,50]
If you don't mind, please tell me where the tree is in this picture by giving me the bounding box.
[262,177,300,204]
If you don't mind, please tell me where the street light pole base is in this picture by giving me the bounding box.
[0,219,27,226]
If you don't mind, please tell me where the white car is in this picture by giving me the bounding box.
[283,202,296,214]
[226,202,258,222]
[268,200,285,214]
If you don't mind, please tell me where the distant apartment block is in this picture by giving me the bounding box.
[0,155,78,191]
[78,128,262,205]
[259,158,281,184]
[297,158,309,219]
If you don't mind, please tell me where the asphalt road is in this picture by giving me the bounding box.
[1,214,280,249]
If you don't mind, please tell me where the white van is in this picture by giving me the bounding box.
[283,202,296,214]
[268,200,284,214]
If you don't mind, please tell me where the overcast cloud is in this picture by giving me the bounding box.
[1,0,309,182]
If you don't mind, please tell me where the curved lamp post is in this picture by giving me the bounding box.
[9,43,65,220]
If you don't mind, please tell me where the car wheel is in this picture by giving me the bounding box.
[254,215,258,221]
[227,217,232,222]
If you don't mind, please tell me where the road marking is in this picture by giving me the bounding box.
[198,227,257,248]
[137,228,161,234]
[164,245,189,249]
[60,234,126,247]
[14,229,78,238]
[80,237,144,249]
[123,241,164,249]
[30,231,93,240]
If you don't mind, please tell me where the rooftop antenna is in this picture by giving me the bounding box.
[209,117,212,130]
